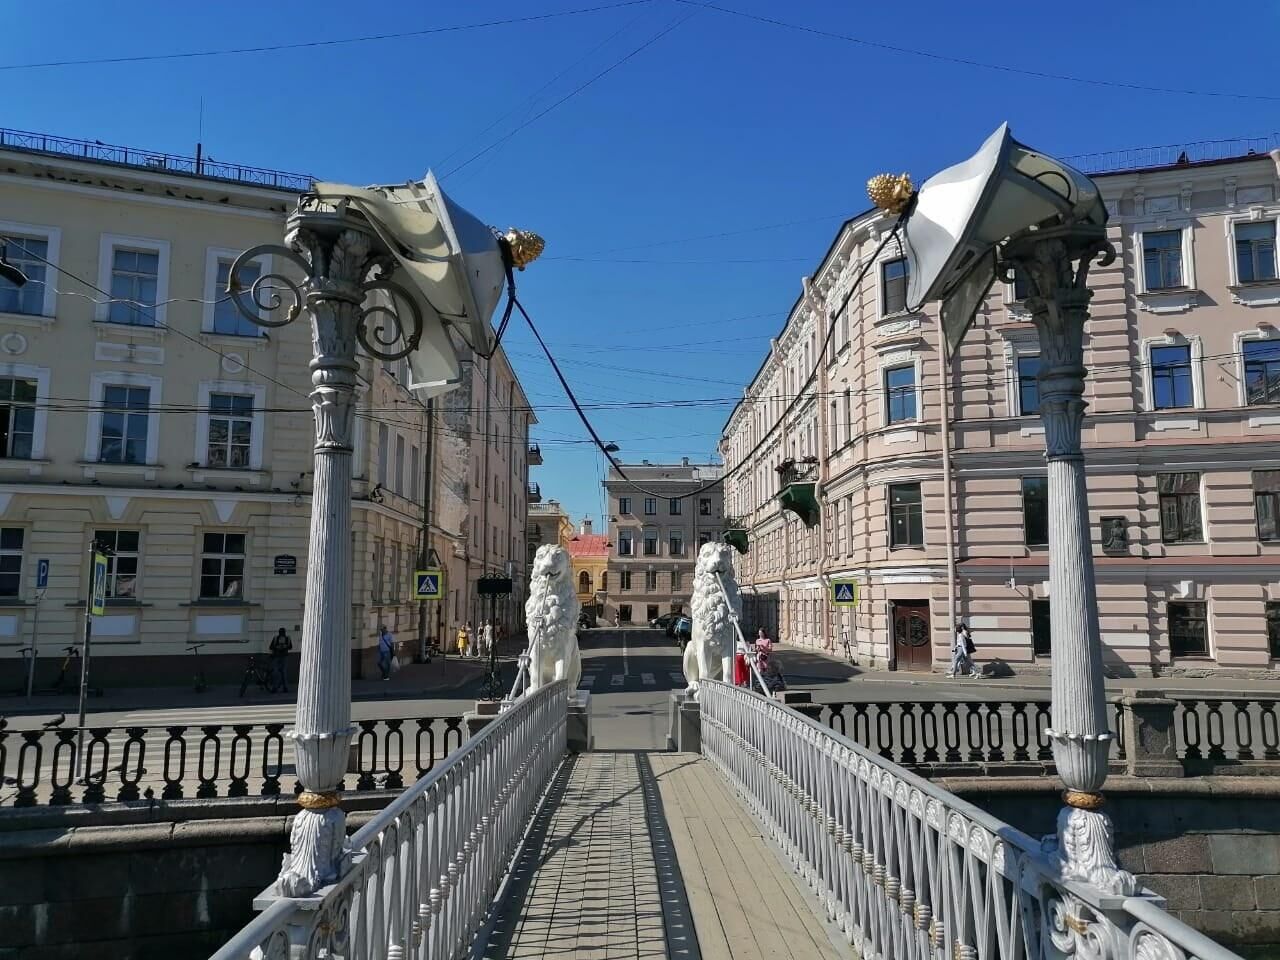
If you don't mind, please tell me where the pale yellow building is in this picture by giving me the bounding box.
[0,128,534,684]
[567,518,610,623]
[527,497,573,565]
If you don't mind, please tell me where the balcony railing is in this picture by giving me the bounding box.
[723,517,749,554]
[0,126,314,192]
[776,457,820,526]
[527,444,543,465]
[527,482,541,502]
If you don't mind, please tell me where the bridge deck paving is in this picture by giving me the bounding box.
[480,749,852,960]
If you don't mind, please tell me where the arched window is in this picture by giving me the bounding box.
[579,571,591,593]
[601,571,608,591]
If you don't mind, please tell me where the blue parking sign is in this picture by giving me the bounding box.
[36,558,49,591]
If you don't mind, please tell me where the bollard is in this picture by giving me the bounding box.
[567,691,592,753]
[1120,689,1184,778]
[667,691,702,753]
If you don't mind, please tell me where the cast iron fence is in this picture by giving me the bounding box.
[0,715,466,807]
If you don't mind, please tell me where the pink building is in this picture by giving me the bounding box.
[720,139,1280,677]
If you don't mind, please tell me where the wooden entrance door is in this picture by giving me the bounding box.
[892,601,933,671]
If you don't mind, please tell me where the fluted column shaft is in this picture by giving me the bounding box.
[1002,227,1134,895]
[276,226,375,897]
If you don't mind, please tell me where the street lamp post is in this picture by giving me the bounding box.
[1000,224,1135,896]
[228,205,426,896]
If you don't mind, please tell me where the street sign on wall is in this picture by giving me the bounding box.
[273,555,298,575]
[831,579,859,607]
[36,558,49,592]
[414,569,444,600]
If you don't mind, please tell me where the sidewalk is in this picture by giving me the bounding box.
[0,654,494,717]
[776,643,1280,696]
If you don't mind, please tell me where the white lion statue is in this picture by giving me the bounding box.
[524,544,582,693]
[683,541,742,695]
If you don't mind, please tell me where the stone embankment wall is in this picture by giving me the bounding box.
[950,777,1280,946]
[0,795,393,959]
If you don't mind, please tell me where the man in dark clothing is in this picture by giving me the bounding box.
[269,628,293,693]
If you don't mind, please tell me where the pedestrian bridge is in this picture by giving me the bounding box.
[212,681,1239,960]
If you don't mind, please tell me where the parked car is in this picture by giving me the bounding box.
[672,616,692,647]
[650,612,680,632]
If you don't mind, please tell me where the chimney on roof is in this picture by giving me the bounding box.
[642,459,651,465]
[682,457,689,467]
[581,517,592,535]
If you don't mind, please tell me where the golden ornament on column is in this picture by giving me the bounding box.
[866,173,915,214]
[504,228,546,270]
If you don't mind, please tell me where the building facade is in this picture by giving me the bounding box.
[603,459,724,625]
[526,497,572,567]
[0,129,534,683]
[720,140,1280,677]
[567,518,609,623]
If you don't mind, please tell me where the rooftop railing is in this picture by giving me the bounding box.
[0,127,314,192]
[1068,134,1280,175]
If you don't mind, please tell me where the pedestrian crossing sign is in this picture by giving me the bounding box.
[831,579,859,607]
[414,568,444,601]
[91,552,108,616]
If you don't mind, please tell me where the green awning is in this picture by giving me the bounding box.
[779,481,820,527]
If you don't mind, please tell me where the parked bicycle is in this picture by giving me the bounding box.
[239,655,280,697]
[186,643,208,693]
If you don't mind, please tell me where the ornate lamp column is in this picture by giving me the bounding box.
[228,200,424,896]
[999,224,1135,896]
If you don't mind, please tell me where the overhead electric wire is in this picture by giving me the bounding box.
[0,2,655,72]
[513,215,909,502]
[674,0,1280,103]
[441,10,696,179]
[435,5,654,170]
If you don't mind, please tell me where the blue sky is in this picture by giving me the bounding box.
[5,1,1277,526]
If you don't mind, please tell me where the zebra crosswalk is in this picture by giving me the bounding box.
[578,670,686,691]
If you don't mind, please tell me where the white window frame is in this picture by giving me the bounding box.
[194,379,267,471]
[999,328,1041,417]
[1131,222,1198,313]
[202,247,271,336]
[1223,209,1280,307]
[199,530,247,600]
[1235,327,1280,407]
[875,349,924,428]
[0,526,25,600]
[85,371,163,465]
[0,220,61,320]
[877,253,911,318]
[0,362,51,460]
[1139,334,1205,412]
[96,234,171,328]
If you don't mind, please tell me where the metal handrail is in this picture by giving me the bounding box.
[209,679,569,960]
[699,681,1243,960]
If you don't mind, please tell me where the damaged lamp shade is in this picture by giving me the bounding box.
[894,122,1107,354]
[311,172,518,393]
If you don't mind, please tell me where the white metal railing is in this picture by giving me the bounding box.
[210,679,569,960]
[699,681,1243,960]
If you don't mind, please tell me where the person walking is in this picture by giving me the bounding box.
[268,627,292,693]
[948,622,978,678]
[455,623,469,657]
[481,620,494,659]
[377,624,396,681]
